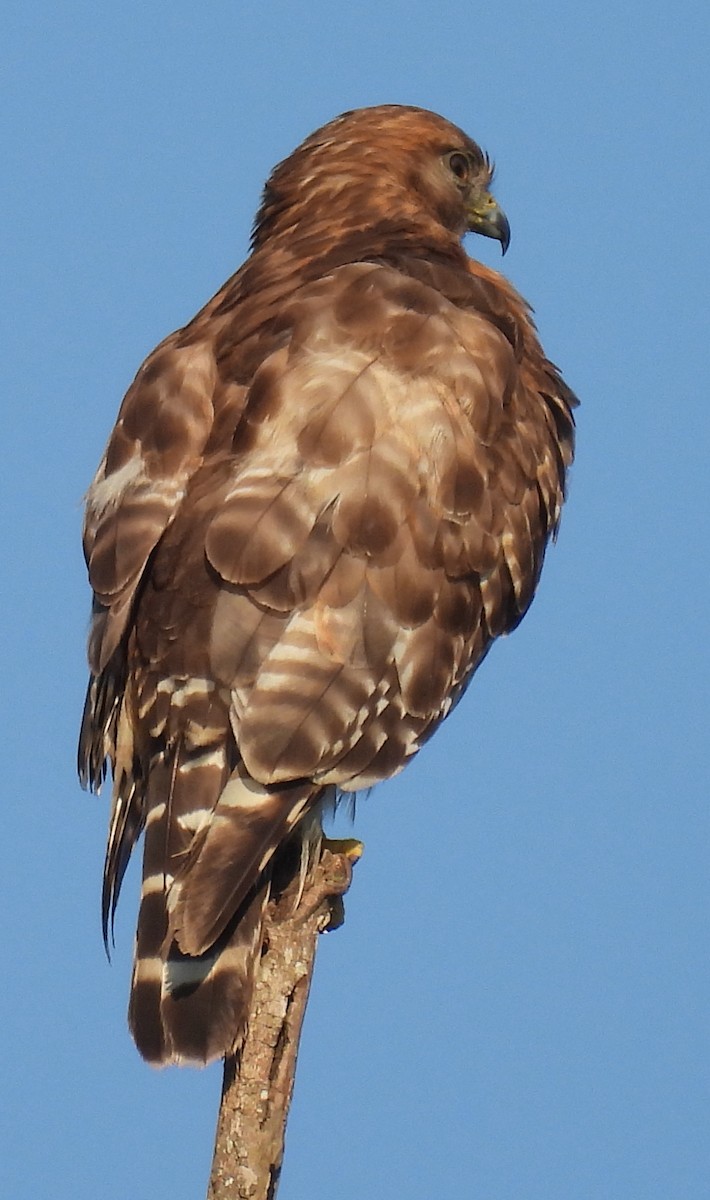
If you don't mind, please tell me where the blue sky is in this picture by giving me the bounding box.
[3,2,708,1197]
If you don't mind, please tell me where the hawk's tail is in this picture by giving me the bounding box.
[115,693,319,1066]
[129,861,271,1066]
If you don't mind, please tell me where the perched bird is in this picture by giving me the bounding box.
[79,105,576,1066]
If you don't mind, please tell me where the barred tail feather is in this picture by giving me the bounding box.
[169,764,315,955]
[129,879,270,1065]
[125,716,319,1065]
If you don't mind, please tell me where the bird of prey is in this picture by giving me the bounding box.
[78,104,576,1066]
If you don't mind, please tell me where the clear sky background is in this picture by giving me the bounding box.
[3,2,708,1197]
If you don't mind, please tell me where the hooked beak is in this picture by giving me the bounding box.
[467,192,511,255]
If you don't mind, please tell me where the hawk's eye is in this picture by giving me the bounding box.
[446,152,470,184]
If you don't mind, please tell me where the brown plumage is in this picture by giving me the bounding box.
[79,105,576,1066]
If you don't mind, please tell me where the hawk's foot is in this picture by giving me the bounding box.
[319,838,363,930]
[321,836,364,864]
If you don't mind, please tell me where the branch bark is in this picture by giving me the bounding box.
[206,847,355,1200]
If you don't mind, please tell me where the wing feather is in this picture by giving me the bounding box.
[83,339,218,671]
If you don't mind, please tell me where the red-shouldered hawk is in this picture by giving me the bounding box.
[79,105,576,1065]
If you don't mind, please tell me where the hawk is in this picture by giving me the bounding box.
[79,105,576,1066]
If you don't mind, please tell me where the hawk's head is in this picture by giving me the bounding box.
[252,104,510,256]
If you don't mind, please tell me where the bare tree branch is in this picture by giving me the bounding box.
[206,847,355,1200]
